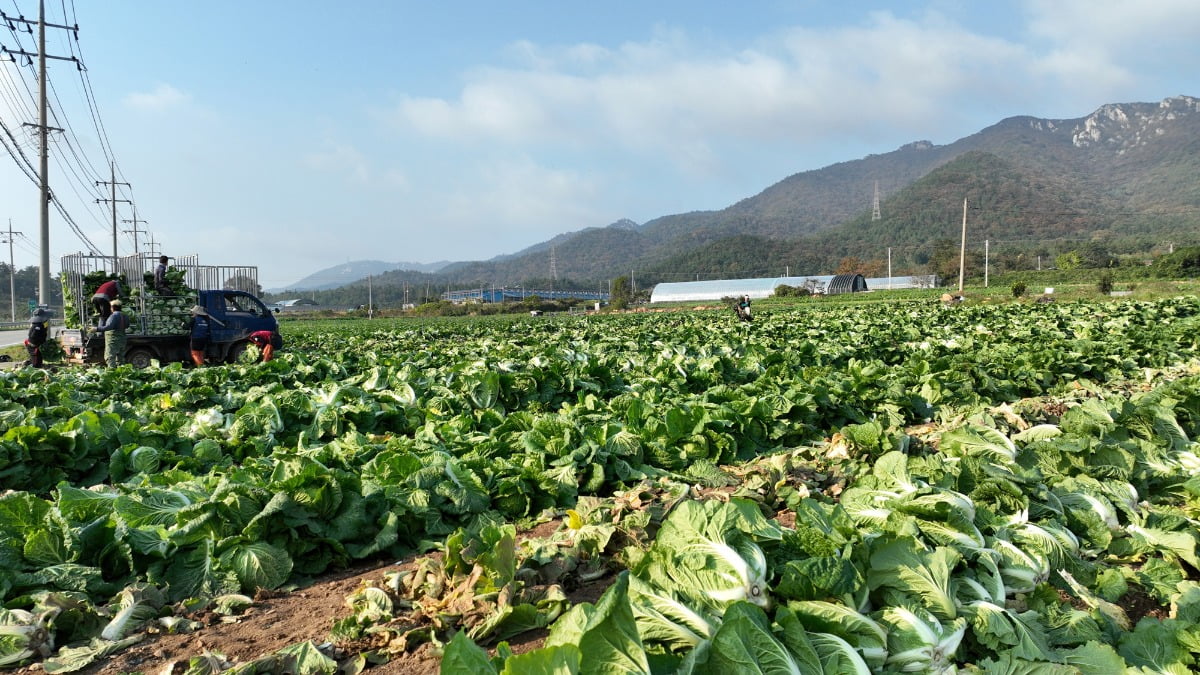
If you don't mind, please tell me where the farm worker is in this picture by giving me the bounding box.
[188,305,224,366]
[91,279,121,322]
[154,255,170,294]
[246,329,282,362]
[24,307,50,367]
[94,299,129,367]
[737,295,752,320]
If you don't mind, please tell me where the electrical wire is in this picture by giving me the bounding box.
[0,115,35,180]
[0,1,119,256]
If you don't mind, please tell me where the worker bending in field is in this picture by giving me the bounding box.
[246,330,283,362]
[94,299,129,367]
[92,279,121,322]
[24,308,50,367]
[735,294,752,322]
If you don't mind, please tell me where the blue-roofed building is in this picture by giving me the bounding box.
[649,274,937,303]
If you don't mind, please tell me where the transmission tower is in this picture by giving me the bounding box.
[872,181,881,221]
[122,206,148,255]
[550,245,558,291]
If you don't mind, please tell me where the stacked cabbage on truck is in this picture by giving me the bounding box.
[59,252,280,367]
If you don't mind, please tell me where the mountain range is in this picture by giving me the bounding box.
[298,95,1200,294]
[273,260,450,293]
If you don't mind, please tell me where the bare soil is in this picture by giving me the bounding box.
[76,559,398,674]
[12,518,599,674]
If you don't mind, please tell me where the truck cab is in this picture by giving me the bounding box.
[195,289,280,362]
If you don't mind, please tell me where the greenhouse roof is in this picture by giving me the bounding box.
[649,275,936,303]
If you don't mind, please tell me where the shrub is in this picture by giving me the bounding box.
[1097,273,1114,295]
[1011,282,1027,298]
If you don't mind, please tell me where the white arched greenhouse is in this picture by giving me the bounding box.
[648,274,937,303]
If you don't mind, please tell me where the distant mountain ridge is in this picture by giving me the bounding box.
[303,95,1200,293]
[273,259,450,292]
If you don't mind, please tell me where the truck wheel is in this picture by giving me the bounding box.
[126,348,156,369]
[225,342,248,364]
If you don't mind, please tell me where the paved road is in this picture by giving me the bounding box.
[0,328,28,348]
[0,326,72,348]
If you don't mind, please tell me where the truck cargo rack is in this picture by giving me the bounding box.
[60,253,259,329]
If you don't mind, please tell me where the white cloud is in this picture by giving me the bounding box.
[387,11,1059,173]
[1021,0,1200,100]
[387,2,1200,171]
[1023,0,1200,44]
[381,169,410,191]
[436,156,602,242]
[304,142,370,183]
[123,84,190,112]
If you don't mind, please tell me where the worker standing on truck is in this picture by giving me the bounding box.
[246,329,282,362]
[24,308,50,367]
[92,279,121,322]
[154,255,170,295]
[94,299,129,367]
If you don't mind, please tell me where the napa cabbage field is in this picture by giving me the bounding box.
[4,297,1200,672]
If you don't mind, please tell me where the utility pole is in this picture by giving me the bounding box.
[4,2,77,305]
[887,247,892,290]
[145,232,160,257]
[957,198,967,293]
[96,163,130,269]
[2,220,20,321]
[122,206,147,256]
[984,239,990,288]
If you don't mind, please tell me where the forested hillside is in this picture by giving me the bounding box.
[308,96,1200,297]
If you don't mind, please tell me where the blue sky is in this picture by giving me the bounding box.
[1,1,1198,289]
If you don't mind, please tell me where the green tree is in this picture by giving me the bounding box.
[610,276,631,310]
[1055,251,1082,271]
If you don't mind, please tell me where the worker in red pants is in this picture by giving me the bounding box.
[247,330,283,362]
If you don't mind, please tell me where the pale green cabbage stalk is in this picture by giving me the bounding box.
[0,609,53,667]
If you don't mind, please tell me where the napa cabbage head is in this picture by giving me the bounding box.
[187,407,227,439]
[634,499,780,613]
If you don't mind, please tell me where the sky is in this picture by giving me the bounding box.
[1,1,1198,290]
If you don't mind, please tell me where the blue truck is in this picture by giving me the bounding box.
[58,254,279,367]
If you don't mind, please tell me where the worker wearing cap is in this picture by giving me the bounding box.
[94,299,129,366]
[24,308,50,367]
[246,329,282,362]
[91,279,121,322]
